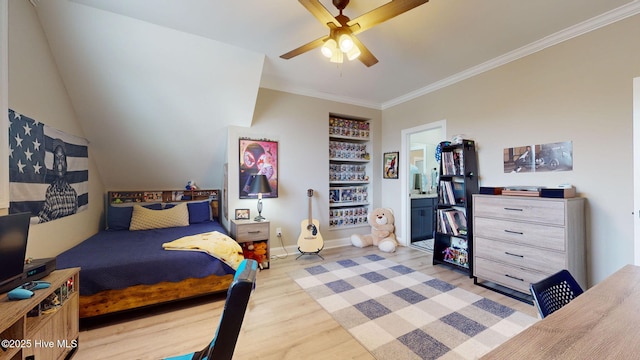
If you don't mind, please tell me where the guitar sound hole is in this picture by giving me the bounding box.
[307,224,317,236]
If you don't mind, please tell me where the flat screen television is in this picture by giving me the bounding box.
[0,212,31,294]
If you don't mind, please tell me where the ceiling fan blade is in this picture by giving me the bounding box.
[299,0,341,28]
[348,0,429,34]
[351,35,378,67]
[280,36,329,59]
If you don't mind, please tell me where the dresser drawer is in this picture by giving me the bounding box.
[474,257,548,293]
[233,222,269,242]
[473,196,565,225]
[474,217,566,251]
[475,237,565,273]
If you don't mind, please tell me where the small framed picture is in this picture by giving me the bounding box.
[383,152,399,179]
[235,208,250,220]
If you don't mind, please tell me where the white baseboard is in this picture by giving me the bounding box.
[269,237,351,257]
[269,235,406,257]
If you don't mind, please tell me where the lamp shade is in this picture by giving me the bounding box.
[249,175,272,195]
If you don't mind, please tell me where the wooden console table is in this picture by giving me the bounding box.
[0,268,80,360]
[482,264,640,359]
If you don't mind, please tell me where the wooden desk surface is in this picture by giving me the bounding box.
[482,264,640,359]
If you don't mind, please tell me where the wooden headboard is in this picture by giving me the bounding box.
[107,189,220,222]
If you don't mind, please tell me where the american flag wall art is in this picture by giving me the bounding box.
[8,109,89,223]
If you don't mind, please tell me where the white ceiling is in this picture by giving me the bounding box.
[71,0,639,109]
[27,0,640,190]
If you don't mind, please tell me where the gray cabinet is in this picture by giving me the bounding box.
[411,197,436,242]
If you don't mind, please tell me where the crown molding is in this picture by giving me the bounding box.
[262,2,640,111]
[260,76,382,110]
[381,1,640,109]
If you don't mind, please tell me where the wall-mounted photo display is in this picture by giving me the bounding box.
[239,138,278,199]
[383,152,399,179]
[504,141,573,173]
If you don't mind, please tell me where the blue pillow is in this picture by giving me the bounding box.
[107,203,162,230]
[187,201,211,223]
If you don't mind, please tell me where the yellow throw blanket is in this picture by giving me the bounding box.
[162,231,244,270]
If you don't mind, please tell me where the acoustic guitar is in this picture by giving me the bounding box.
[297,189,324,254]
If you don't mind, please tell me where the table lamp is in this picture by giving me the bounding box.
[249,174,272,222]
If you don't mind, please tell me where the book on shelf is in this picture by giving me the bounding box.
[437,209,452,234]
[442,152,454,176]
[437,208,467,236]
[439,180,465,205]
[442,149,464,176]
[439,180,455,204]
[452,179,465,203]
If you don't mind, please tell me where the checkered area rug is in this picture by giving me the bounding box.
[289,254,538,360]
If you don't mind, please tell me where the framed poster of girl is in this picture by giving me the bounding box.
[239,138,278,199]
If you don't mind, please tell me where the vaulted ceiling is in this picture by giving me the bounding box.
[29,0,639,189]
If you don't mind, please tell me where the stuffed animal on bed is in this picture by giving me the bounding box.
[185,180,198,190]
[350,208,398,253]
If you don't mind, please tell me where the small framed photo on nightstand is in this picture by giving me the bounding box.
[235,208,250,220]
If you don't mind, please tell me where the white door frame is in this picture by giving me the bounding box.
[400,120,446,246]
[633,77,640,265]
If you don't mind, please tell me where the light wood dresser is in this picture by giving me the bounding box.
[472,194,586,301]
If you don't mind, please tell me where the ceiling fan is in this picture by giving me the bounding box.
[280,0,429,67]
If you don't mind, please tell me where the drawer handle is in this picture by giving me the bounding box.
[505,251,524,258]
[505,274,525,282]
[248,231,261,234]
[504,207,523,211]
[504,229,524,235]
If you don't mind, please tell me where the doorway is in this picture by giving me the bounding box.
[400,120,446,248]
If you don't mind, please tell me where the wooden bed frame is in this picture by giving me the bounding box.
[79,273,234,318]
[78,189,230,319]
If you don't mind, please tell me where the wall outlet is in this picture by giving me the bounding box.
[276,227,282,236]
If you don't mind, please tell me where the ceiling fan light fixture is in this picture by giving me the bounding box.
[346,44,361,61]
[338,33,354,52]
[330,49,344,63]
[321,38,337,58]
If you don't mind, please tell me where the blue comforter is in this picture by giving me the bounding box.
[56,221,235,296]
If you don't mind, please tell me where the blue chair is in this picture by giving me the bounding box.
[530,269,583,319]
[164,259,258,360]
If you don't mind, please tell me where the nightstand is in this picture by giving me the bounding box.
[230,219,270,269]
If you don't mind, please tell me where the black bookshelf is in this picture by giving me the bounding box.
[432,140,478,276]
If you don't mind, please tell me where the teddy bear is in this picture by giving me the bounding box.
[350,208,399,253]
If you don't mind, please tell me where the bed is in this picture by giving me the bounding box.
[57,190,239,318]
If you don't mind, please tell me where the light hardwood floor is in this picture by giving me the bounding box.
[73,246,538,360]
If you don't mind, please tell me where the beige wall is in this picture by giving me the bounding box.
[383,14,640,285]
[8,0,103,258]
[227,89,382,250]
[8,0,639,287]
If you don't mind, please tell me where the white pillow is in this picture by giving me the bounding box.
[129,202,189,231]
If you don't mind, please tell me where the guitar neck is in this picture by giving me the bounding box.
[308,196,312,224]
